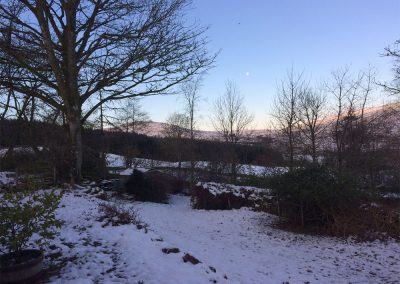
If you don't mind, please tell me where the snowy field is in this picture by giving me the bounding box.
[46,191,399,284]
[106,153,287,177]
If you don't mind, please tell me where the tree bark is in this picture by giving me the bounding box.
[67,107,83,184]
[289,127,294,170]
[311,133,317,164]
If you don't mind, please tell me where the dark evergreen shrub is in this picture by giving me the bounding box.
[81,146,107,180]
[270,166,358,227]
[192,186,247,210]
[124,170,168,203]
[270,166,400,239]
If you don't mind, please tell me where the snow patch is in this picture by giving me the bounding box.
[0,171,16,186]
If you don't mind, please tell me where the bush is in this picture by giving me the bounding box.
[192,182,272,210]
[97,202,146,230]
[329,202,400,240]
[270,166,358,227]
[81,146,107,180]
[0,148,52,177]
[0,187,63,255]
[145,170,186,194]
[192,186,247,210]
[269,166,400,239]
[124,170,168,203]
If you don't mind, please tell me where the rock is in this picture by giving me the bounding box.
[182,253,201,265]
[162,248,180,254]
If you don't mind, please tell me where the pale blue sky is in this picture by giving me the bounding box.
[141,0,400,129]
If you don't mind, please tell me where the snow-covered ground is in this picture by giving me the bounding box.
[196,182,270,197]
[0,146,44,158]
[0,171,16,186]
[49,192,228,284]
[45,191,399,284]
[383,192,400,199]
[106,153,287,177]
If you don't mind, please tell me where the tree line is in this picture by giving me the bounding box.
[272,64,400,192]
[0,1,399,191]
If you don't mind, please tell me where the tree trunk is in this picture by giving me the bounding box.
[311,134,317,164]
[67,108,83,185]
[230,161,237,183]
[289,128,294,171]
[189,119,195,194]
[177,139,182,182]
[100,96,106,179]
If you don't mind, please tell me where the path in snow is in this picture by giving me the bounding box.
[137,195,400,284]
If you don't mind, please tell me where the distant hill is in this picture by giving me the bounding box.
[132,121,270,142]
[108,103,400,142]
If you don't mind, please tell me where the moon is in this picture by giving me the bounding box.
[245,71,250,77]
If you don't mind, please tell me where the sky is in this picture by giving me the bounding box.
[140,0,400,130]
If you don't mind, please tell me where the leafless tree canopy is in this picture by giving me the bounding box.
[272,69,306,169]
[325,66,376,173]
[181,76,202,140]
[212,80,254,144]
[381,39,400,96]
[0,0,215,181]
[163,111,189,177]
[163,112,189,139]
[211,80,253,182]
[110,98,150,133]
[297,87,327,163]
[0,0,214,116]
[181,76,202,192]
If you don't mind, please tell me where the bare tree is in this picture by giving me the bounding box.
[212,80,254,181]
[325,66,376,175]
[181,76,202,192]
[0,0,215,183]
[111,98,150,134]
[325,67,357,174]
[163,112,189,178]
[297,86,327,164]
[182,77,203,139]
[272,69,305,170]
[213,81,254,144]
[380,39,400,96]
[0,88,11,120]
[164,112,190,139]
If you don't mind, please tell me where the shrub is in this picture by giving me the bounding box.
[124,170,169,203]
[192,182,272,210]
[0,188,63,255]
[192,186,247,210]
[237,174,272,189]
[0,148,52,177]
[97,202,146,231]
[269,166,400,239]
[269,166,358,227]
[81,146,107,180]
[145,170,186,194]
[329,202,400,240]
